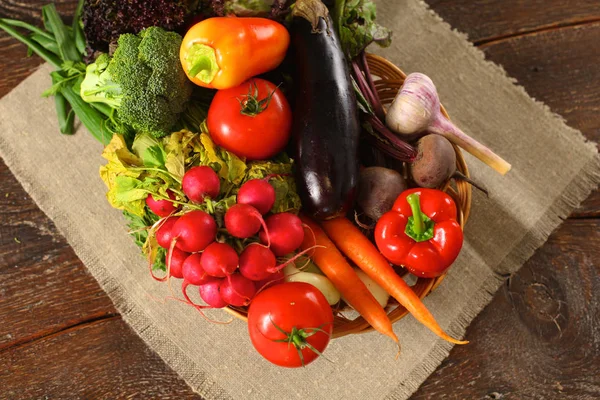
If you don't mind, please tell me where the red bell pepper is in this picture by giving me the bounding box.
[374,188,463,278]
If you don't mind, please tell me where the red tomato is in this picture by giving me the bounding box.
[247,282,333,368]
[207,78,291,160]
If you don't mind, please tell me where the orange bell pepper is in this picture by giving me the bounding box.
[180,17,290,90]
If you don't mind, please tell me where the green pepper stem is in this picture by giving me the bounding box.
[406,193,425,235]
[187,44,219,84]
[188,56,210,77]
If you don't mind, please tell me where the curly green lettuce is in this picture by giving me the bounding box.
[333,0,392,59]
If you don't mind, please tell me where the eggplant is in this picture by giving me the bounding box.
[290,0,360,220]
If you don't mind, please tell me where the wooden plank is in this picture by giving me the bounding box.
[427,0,600,43]
[2,219,597,399]
[0,317,201,399]
[480,22,600,144]
[572,194,600,218]
[0,159,117,351]
[476,22,600,216]
[413,218,600,399]
[0,0,597,398]
[0,1,77,98]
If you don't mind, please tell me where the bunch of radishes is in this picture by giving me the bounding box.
[147,164,307,310]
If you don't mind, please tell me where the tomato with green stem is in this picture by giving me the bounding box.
[247,282,333,367]
[207,78,291,160]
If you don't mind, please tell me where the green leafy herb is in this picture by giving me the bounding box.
[122,208,165,272]
[42,3,81,62]
[153,247,167,272]
[246,161,301,213]
[0,0,116,142]
[143,145,167,169]
[333,0,392,60]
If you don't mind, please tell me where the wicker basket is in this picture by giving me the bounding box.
[224,53,472,338]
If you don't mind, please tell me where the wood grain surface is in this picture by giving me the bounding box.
[0,1,599,399]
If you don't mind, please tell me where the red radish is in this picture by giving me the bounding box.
[199,280,228,308]
[155,217,180,249]
[201,242,239,278]
[167,246,189,279]
[255,270,285,292]
[220,273,256,306]
[172,211,217,252]
[237,179,276,215]
[224,204,269,240]
[181,253,220,311]
[182,166,220,203]
[146,190,179,217]
[182,253,216,285]
[258,213,304,256]
[239,244,276,281]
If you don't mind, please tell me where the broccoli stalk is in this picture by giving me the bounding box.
[80,54,122,108]
[80,27,193,138]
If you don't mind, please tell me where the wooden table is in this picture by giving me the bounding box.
[1,1,598,398]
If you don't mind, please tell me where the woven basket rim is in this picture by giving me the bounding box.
[225,53,472,337]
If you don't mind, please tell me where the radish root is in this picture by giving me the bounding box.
[267,245,324,274]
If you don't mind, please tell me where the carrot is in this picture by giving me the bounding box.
[320,217,468,345]
[299,215,399,344]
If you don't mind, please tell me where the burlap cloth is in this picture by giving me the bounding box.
[1,1,599,398]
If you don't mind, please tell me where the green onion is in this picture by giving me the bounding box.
[0,20,61,68]
[56,95,75,135]
[30,32,60,55]
[0,18,55,42]
[41,4,81,63]
[58,78,112,144]
[51,73,74,135]
[90,102,115,118]
[72,0,87,55]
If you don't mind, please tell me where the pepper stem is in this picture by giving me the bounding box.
[404,193,435,242]
[406,193,425,234]
[187,44,219,84]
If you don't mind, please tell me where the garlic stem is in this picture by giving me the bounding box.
[386,72,512,175]
[430,116,512,175]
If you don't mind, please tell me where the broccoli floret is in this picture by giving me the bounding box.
[81,27,193,138]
